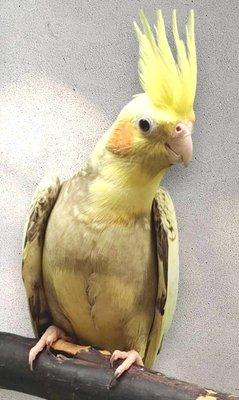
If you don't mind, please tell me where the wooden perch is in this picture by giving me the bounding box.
[0,332,237,400]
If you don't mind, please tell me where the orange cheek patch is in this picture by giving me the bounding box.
[107,121,135,155]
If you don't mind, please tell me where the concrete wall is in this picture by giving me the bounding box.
[0,1,238,398]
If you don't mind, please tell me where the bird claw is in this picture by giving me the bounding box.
[29,348,38,371]
[108,370,121,388]
[109,349,143,388]
[28,325,71,370]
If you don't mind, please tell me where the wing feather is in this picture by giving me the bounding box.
[144,187,179,368]
[22,175,61,337]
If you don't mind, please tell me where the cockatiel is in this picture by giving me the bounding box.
[22,9,197,382]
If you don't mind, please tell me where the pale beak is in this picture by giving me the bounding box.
[165,122,193,166]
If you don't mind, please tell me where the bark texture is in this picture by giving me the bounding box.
[0,332,237,400]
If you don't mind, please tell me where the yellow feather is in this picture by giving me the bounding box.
[134,9,197,121]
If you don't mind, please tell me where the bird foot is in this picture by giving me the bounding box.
[29,325,72,371]
[109,349,143,387]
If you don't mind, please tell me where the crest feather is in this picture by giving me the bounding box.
[134,10,197,120]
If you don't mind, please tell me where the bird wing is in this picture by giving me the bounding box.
[144,187,179,368]
[22,175,61,337]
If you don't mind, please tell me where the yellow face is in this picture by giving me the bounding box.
[107,94,194,172]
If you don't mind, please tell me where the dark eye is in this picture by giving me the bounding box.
[137,117,154,134]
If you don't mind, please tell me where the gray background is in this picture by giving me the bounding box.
[0,0,238,398]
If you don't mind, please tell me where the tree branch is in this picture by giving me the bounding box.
[0,332,237,400]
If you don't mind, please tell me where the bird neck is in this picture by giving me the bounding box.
[85,147,167,224]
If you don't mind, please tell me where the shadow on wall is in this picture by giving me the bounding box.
[1,74,111,182]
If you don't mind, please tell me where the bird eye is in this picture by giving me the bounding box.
[137,117,154,134]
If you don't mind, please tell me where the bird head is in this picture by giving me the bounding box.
[104,10,197,174]
[89,10,197,218]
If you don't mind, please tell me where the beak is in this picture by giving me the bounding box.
[165,123,193,166]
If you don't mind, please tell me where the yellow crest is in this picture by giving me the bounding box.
[134,10,197,120]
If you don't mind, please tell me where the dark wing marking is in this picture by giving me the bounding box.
[22,176,61,337]
[144,187,179,368]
